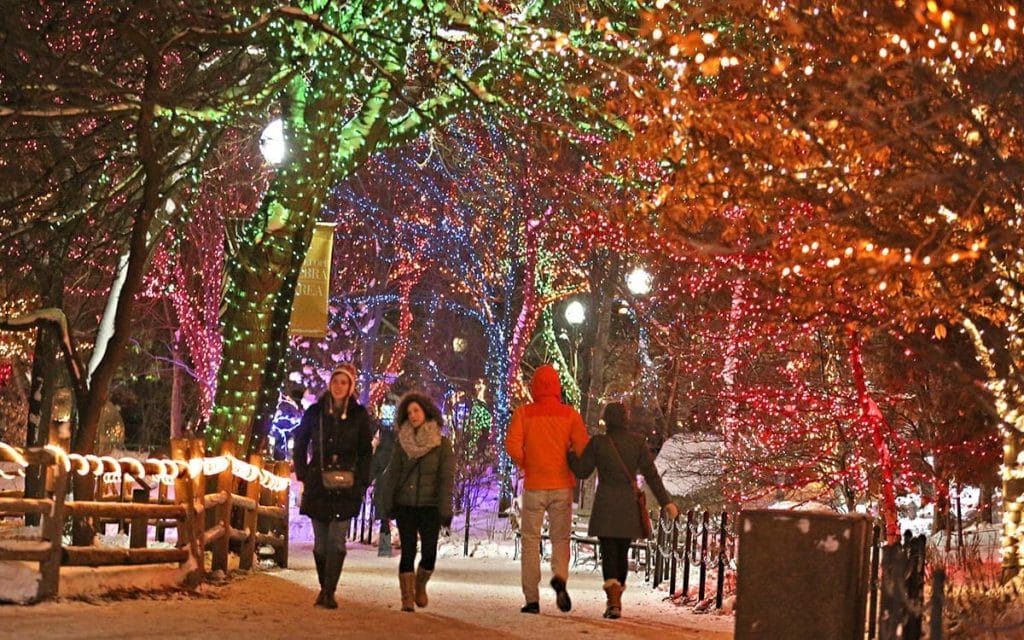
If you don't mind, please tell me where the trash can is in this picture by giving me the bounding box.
[734,509,872,640]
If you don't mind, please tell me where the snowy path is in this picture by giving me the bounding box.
[2,542,734,639]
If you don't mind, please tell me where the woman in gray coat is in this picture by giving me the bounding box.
[568,402,679,619]
[376,392,455,612]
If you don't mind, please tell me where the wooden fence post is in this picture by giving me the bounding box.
[37,454,67,601]
[211,441,234,573]
[129,487,149,549]
[239,453,261,571]
[172,438,205,586]
[119,472,132,534]
[156,481,169,542]
[274,460,290,568]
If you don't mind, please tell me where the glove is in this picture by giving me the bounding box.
[440,514,453,528]
[662,503,680,521]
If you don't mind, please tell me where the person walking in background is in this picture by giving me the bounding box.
[293,363,374,609]
[371,421,396,557]
[505,364,589,614]
[376,392,455,612]
[568,401,678,619]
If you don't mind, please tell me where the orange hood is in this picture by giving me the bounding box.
[530,365,562,403]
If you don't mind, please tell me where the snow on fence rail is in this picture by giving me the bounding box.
[0,438,291,602]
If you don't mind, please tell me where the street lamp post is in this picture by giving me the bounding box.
[259,118,286,166]
[562,299,588,506]
[563,300,586,384]
[625,266,660,438]
[626,267,653,297]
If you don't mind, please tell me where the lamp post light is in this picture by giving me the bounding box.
[452,336,467,353]
[564,300,586,326]
[625,265,658,401]
[259,118,286,166]
[626,266,653,296]
[562,300,586,390]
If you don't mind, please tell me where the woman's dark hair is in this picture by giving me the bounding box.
[395,392,443,427]
[602,402,629,431]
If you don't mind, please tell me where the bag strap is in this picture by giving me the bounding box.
[319,403,336,471]
[398,454,424,487]
[606,436,641,495]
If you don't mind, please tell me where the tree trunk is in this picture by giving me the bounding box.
[209,68,401,456]
[575,253,616,513]
[210,179,316,456]
[932,478,950,535]
[70,54,165,544]
[170,330,184,440]
[848,329,900,545]
[978,478,994,524]
[662,356,680,439]
[484,322,514,510]
[1002,428,1023,582]
[360,303,385,406]
[22,324,60,526]
[250,230,309,457]
[581,252,617,431]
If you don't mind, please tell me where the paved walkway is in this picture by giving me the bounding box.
[2,542,734,639]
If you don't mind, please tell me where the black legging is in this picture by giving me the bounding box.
[394,504,441,573]
[599,537,631,585]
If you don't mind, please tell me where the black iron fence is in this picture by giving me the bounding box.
[646,510,950,637]
[869,527,946,640]
[645,509,737,611]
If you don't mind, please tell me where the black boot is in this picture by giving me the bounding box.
[313,551,326,607]
[322,552,345,609]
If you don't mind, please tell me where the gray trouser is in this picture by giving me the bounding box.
[520,488,572,604]
[311,517,350,593]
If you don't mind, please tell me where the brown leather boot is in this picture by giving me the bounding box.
[415,567,432,608]
[603,579,624,619]
[399,572,416,612]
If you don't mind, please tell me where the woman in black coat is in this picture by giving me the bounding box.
[568,402,678,619]
[376,392,455,612]
[293,363,374,609]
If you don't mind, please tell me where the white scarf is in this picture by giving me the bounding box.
[398,419,442,459]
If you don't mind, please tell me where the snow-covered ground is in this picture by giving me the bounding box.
[2,540,735,639]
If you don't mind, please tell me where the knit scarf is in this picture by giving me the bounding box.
[398,419,442,459]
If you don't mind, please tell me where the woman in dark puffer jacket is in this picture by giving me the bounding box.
[376,392,455,612]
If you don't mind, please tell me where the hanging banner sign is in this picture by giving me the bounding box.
[289,222,335,337]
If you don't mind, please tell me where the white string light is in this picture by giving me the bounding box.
[0,442,291,492]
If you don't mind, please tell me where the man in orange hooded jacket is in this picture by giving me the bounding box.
[505,364,589,614]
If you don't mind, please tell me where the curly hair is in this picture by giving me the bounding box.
[395,392,443,427]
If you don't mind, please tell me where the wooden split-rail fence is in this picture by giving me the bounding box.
[0,438,290,602]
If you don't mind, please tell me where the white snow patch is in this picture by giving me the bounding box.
[59,560,196,599]
[768,500,834,513]
[816,534,840,553]
[654,433,722,497]
[0,561,39,603]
